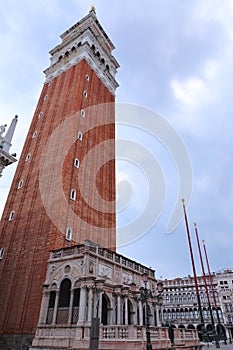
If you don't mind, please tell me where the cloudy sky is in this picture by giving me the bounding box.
[1,0,233,279]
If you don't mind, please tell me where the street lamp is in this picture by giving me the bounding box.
[140,272,164,350]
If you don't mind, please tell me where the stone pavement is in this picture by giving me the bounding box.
[202,341,233,349]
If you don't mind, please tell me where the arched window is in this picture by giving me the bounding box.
[70,189,76,201]
[25,153,31,162]
[56,279,71,324]
[74,158,80,168]
[215,291,219,303]
[172,309,176,319]
[9,211,15,221]
[0,247,5,260]
[180,308,184,319]
[46,291,56,324]
[72,288,80,324]
[194,308,199,319]
[163,309,167,321]
[17,180,23,189]
[66,227,72,241]
[77,131,83,141]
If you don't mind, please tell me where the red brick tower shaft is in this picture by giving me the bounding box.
[0,8,119,346]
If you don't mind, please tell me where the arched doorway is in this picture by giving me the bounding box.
[187,324,195,329]
[57,278,71,324]
[206,323,214,342]
[123,299,133,325]
[196,324,203,341]
[101,293,110,325]
[128,299,133,325]
[46,290,56,324]
[217,323,226,341]
[178,325,185,329]
[142,304,151,326]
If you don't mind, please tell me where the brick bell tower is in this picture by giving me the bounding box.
[0,7,119,348]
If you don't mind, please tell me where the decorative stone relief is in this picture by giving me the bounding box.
[50,265,56,273]
[89,261,94,274]
[123,272,132,285]
[115,269,120,283]
[99,263,112,279]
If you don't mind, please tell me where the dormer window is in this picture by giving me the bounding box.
[43,95,48,101]
[83,91,88,98]
[38,112,43,118]
[85,74,90,81]
[32,131,37,138]
[81,110,85,118]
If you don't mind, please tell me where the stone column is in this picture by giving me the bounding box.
[38,290,50,324]
[117,293,121,325]
[139,300,143,326]
[52,290,59,324]
[98,291,103,322]
[87,287,93,322]
[68,289,74,324]
[124,296,128,325]
[78,286,87,323]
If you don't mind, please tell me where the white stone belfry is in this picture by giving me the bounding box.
[0,116,18,177]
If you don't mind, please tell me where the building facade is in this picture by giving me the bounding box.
[161,272,233,341]
[215,269,233,340]
[30,241,172,350]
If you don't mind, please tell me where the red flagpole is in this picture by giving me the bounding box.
[202,240,218,309]
[181,199,205,339]
[194,224,220,347]
[202,240,228,344]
